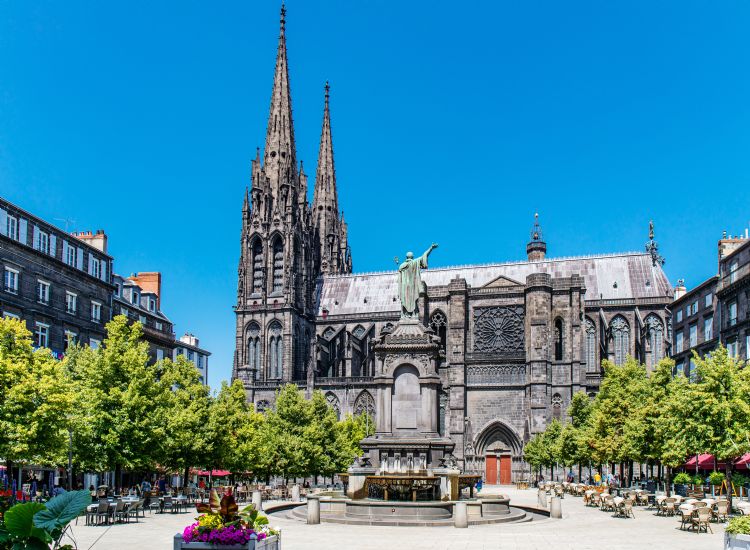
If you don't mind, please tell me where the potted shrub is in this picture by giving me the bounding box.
[673,473,691,497]
[725,516,750,550]
[174,489,280,550]
[0,489,91,549]
[710,471,726,496]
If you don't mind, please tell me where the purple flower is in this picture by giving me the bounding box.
[182,523,258,546]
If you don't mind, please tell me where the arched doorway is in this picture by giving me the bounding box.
[474,420,523,485]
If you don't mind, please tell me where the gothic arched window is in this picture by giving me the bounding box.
[554,318,564,361]
[645,314,664,368]
[585,317,597,372]
[611,316,630,366]
[247,322,261,379]
[271,237,284,294]
[268,321,283,379]
[326,392,341,420]
[552,393,562,420]
[251,238,263,295]
[429,311,447,353]
[256,400,271,413]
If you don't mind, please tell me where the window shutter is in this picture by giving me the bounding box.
[88,254,94,275]
[33,225,40,250]
[76,248,84,270]
[18,218,27,244]
[49,234,56,257]
[62,240,68,262]
[0,209,6,236]
[100,259,108,282]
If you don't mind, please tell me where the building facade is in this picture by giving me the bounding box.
[232,7,673,481]
[672,231,750,369]
[174,333,211,385]
[0,199,114,355]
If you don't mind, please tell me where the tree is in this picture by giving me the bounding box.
[687,346,750,510]
[157,355,212,487]
[204,379,250,482]
[0,318,74,472]
[586,357,649,474]
[67,316,164,481]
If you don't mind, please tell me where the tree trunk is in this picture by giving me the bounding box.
[183,466,190,489]
[665,466,671,497]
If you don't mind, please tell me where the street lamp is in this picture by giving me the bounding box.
[66,414,73,491]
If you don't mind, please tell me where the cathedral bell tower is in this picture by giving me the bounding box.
[234,4,317,390]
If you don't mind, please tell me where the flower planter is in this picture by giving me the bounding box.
[725,533,750,550]
[173,534,280,550]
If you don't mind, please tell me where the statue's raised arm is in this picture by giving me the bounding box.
[397,243,438,319]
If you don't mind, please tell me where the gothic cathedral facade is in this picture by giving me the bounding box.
[233,7,672,481]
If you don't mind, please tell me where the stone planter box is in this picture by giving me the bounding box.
[725,533,750,550]
[173,534,280,550]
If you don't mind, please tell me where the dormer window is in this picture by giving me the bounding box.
[149,298,156,312]
[132,291,139,306]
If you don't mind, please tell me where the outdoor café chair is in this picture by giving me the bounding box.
[111,499,126,523]
[636,492,649,507]
[692,507,713,533]
[621,498,635,518]
[679,507,693,530]
[93,500,110,526]
[663,497,676,516]
[163,496,175,513]
[148,496,161,515]
[713,501,729,522]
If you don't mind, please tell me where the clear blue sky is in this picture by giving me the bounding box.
[1,1,749,388]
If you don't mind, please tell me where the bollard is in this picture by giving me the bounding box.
[550,496,562,519]
[307,496,320,524]
[537,488,547,508]
[292,484,300,502]
[252,490,263,512]
[454,501,468,528]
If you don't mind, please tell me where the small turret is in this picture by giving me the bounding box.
[526,213,546,261]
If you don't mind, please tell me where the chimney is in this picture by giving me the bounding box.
[673,278,687,300]
[72,229,108,254]
[127,272,162,309]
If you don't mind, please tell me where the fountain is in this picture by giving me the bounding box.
[276,244,533,526]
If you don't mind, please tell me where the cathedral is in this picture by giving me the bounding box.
[233,6,673,482]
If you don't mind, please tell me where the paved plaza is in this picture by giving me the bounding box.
[68,486,727,550]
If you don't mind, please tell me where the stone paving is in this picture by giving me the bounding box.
[69,486,727,549]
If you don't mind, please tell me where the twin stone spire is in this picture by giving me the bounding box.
[247,4,351,276]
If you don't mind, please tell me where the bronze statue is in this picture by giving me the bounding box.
[396,243,438,319]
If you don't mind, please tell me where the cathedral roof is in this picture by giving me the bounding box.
[318,251,672,316]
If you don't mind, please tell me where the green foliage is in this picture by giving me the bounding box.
[156,355,212,482]
[0,318,74,467]
[708,471,725,486]
[32,490,91,536]
[67,316,165,472]
[672,472,692,484]
[733,473,750,487]
[0,501,51,548]
[726,516,750,535]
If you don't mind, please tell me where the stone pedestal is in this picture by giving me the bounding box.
[307,496,320,524]
[291,484,300,502]
[252,490,263,512]
[361,318,455,470]
[550,496,562,519]
[433,468,461,501]
[346,466,378,499]
[454,501,468,528]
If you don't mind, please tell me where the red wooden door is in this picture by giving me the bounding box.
[485,455,498,484]
[499,455,512,484]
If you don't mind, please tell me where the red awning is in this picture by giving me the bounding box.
[684,454,728,470]
[735,454,750,470]
[196,469,231,477]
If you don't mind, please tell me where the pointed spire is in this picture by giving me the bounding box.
[313,81,337,210]
[263,2,297,196]
[242,186,250,214]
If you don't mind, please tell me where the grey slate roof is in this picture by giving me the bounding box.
[318,252,672,316]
